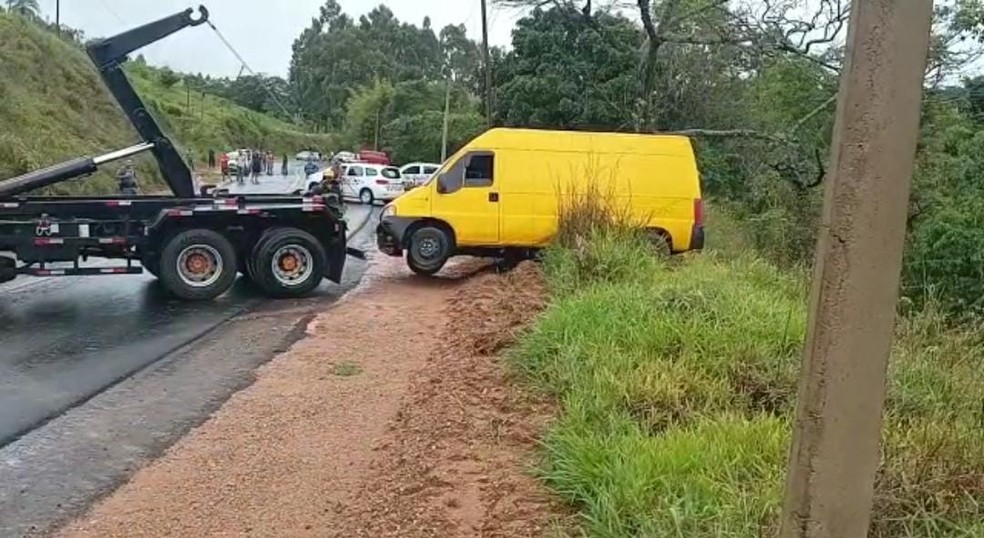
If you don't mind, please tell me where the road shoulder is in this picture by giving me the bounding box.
[56,258,563,537]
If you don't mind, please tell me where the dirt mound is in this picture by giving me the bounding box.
[332,260,563,537]
[447,261,547,356]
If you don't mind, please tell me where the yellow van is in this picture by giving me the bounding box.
[376,128,704,275]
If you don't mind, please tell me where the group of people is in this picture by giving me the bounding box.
[217,149,289,185]
[114,148,326,196]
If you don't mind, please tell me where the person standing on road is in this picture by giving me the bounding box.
[304,157,319,177]
[266,150,275,175]
[116,160,139,196]
[251,150,263,184]
[207,149,216,169]
[220,152,229,180]
[236,151,247,184]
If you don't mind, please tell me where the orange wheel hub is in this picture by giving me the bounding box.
[280,255,298,272]
[186,254,209,274]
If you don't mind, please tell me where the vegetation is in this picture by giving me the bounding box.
[512,207,983,536]
[0,12,333,194]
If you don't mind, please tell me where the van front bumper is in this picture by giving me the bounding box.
[377,216,419,257]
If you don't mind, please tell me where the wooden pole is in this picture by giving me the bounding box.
[779,1,934,537]
[480,0,493,128]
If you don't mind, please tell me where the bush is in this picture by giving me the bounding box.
[158,67,181,88]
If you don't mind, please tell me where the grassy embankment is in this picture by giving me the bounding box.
[0,13,335,194]
[512,202,984,536]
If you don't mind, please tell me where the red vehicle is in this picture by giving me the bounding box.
[357,150,390,166]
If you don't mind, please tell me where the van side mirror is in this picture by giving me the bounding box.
[436,174,448,194]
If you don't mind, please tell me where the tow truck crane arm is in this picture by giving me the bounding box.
[0,6,210,198]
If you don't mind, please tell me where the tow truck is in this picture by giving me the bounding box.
[0,6,358,301]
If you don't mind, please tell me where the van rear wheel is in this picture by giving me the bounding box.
[406,226,451,276]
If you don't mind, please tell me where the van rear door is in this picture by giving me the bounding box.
[431,151,500,246]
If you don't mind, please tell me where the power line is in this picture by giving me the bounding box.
[96,0,125,25]
[204,19,294,121]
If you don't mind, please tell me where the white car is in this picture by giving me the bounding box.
[399,162,441,188]
[296,150,322,162]
[339,163,405,205]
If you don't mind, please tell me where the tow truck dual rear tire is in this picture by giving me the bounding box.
[248,227,327,298]
[159,229,239,301]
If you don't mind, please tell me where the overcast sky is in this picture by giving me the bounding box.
[36,0,522,78]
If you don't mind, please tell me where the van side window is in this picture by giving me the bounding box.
[366,168,378,177]
[438,152,494,194]
[423,166,438,174]
[404,166,420,175]
[464,154,494,188]
[348,166,363,177]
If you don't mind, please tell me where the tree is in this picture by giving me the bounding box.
[5,0,39,18]
[288,1,481,129]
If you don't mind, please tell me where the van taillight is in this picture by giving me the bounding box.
[694,198,705,226]
[375,179,389,185]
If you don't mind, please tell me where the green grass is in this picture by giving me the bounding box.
[0,13,335,194]
[331,361,362,377]
[512,211,984,536]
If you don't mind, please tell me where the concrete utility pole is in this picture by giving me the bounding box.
[55,0,60,33]
[441,78,451,162]
[779,1,934,537]
[480,0,493,128]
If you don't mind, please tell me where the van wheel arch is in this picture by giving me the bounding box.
[644,227,673,256]
[403,219,456,251]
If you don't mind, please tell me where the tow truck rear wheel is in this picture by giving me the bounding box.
[248,227,327,298]
[159,229,238,301]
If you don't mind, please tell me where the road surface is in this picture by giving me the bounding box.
[0,202,375,446]
[0,203,380,536]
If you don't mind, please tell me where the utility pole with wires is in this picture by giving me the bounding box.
[480,0,493,128]
[55,0,60,34]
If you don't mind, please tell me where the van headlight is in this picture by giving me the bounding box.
[380,204,396,220]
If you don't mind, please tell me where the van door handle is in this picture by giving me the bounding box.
[489,193,499,203]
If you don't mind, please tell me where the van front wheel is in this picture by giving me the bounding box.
[406,226,451,276]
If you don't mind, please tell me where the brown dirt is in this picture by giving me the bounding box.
[56,257,563,538]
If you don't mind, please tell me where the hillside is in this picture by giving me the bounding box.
[0,14,335,195]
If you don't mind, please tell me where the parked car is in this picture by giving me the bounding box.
[339,163,404,205]
[399,162,441,188]
[331,151,357,165]
[296,150,322,162]
[226,149,251,174]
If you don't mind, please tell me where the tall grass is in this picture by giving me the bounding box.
[513,202,984,536]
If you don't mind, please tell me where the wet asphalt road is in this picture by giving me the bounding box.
[0,203,377,448]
